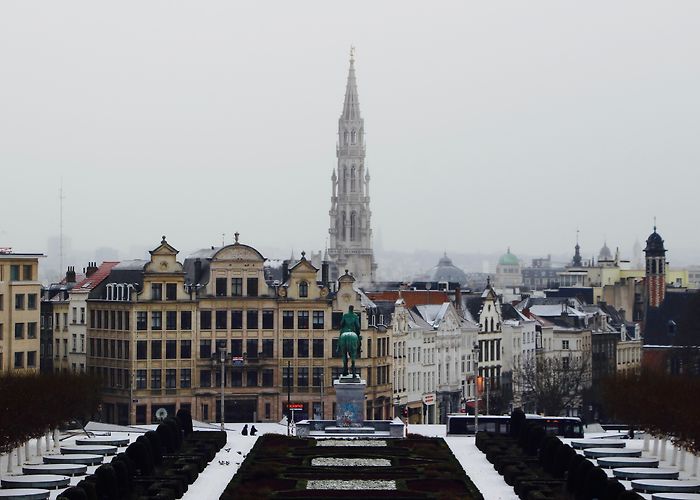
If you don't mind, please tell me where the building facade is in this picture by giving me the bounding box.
[0,251,43,372]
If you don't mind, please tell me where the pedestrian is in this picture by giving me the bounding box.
[241,424,248,436]
[250,425,258,436]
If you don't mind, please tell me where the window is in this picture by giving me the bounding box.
[215,278,227,297]
[331,339,340,358]
[151,311,162,330]
[200,370,211,388]
[14,294,24,310]
[181,311,192,330]
[14,352,23,369]
[231,278,243,296]
[151,369,161,389]
[166,283,177,301]
[246,339,258,358]
[313,339,324,358]
[313,311,324,330]
[23,265,32,280]
[10,265,20,281]
[231,370,242,387]
[313,367,324,387]
[216,310,227,330]
[283,339,294,357]
[299,281,308,298]
[166,340,177,359]
[231,339,243,357]
[136,370,147,389]
[180,340,191,359]
[27,351,36,368]
[297,339,309,357]
[14,323,24,339]
[151,340,162,360]
[562,357,570,370]
[262,369,274,387]
[283,366,293,388]
[297,311,309,329]
[200,311,212,330]
[282,311,294,329]
[246,310,258,330]
[165,369,176,389]
[562,340,570,350]
[297,367,309,387]
[262,339,274,358]
[151,283,162,301]
[137,312,147,330]
[231,311,242,329]
[180,369,191,388]
[27,322,36,339]
[246,370,258,387]
[247,278,258,297]
[166,311,177,330]
[137,341,147,359]
[72,307,77,323]
[332,312,343,330]
[261,311,274,331]
[27,294,37,310]
[200,340,211,359]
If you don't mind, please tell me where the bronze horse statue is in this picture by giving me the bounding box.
[336,305,362,378]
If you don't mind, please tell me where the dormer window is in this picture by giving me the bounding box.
[299,281,309,298]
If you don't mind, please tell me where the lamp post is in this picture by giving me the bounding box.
[473,341,480,434]
[212,349,228,432]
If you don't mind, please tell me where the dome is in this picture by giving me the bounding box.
[598,243,613,261]
[426,253,467,285]
[498,249,519,267]
[644,227,666,256]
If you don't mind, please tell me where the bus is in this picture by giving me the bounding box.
[446,414,583,438]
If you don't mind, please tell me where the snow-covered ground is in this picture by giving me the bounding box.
[2,423,697,500]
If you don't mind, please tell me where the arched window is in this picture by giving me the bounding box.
[351,129,356,144]
[342,211,347,241]
[490,317,495,332]
[299,281,309,298]
[350,212,357,241]
[343,167,348,194]
[350,166,356,192]
[343,130,349,145]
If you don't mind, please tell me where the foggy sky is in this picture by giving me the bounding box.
[2,1,699,266]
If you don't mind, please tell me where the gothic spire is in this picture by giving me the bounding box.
[341,47,362,122]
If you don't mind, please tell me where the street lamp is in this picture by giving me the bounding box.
[473,341,480,434]
[212,349,228,432]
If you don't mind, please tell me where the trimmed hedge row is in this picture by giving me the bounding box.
[475,409,644,500]
[57,409,226,500]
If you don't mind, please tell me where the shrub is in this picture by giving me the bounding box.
[57,487,88,500]
[510,408,526,437]
[584,466,608,499]
[176,408,194,435]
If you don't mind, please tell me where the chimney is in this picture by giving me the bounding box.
[65,266,76,283]
[321,261,329,286]
[454,287,462,314]
[86,262,98,277]
[194,258,202,284]
[282,260,289,284]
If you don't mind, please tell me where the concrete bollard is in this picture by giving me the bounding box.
[643,433,650,452]
[15,446,22,467]
[693,454,699,477]
[652,437,659,455]
[671,445,678,466]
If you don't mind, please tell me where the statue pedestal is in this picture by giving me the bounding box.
[334,376,366,427]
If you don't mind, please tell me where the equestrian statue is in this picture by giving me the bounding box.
[336,305,362,379]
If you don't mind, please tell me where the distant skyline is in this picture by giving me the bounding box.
[2,1,699,266]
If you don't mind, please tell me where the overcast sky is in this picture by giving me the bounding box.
[1,1,699,265]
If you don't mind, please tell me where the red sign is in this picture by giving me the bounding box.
[287,403,304,410]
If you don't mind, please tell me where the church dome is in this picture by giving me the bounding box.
[426,253,467,285]
[598,243,613,261]
[498,249,519,267]
[644,227,666,256]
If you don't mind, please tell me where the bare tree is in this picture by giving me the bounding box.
[514,353,590,416]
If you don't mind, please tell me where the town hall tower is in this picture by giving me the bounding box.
[328,49,377,283]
